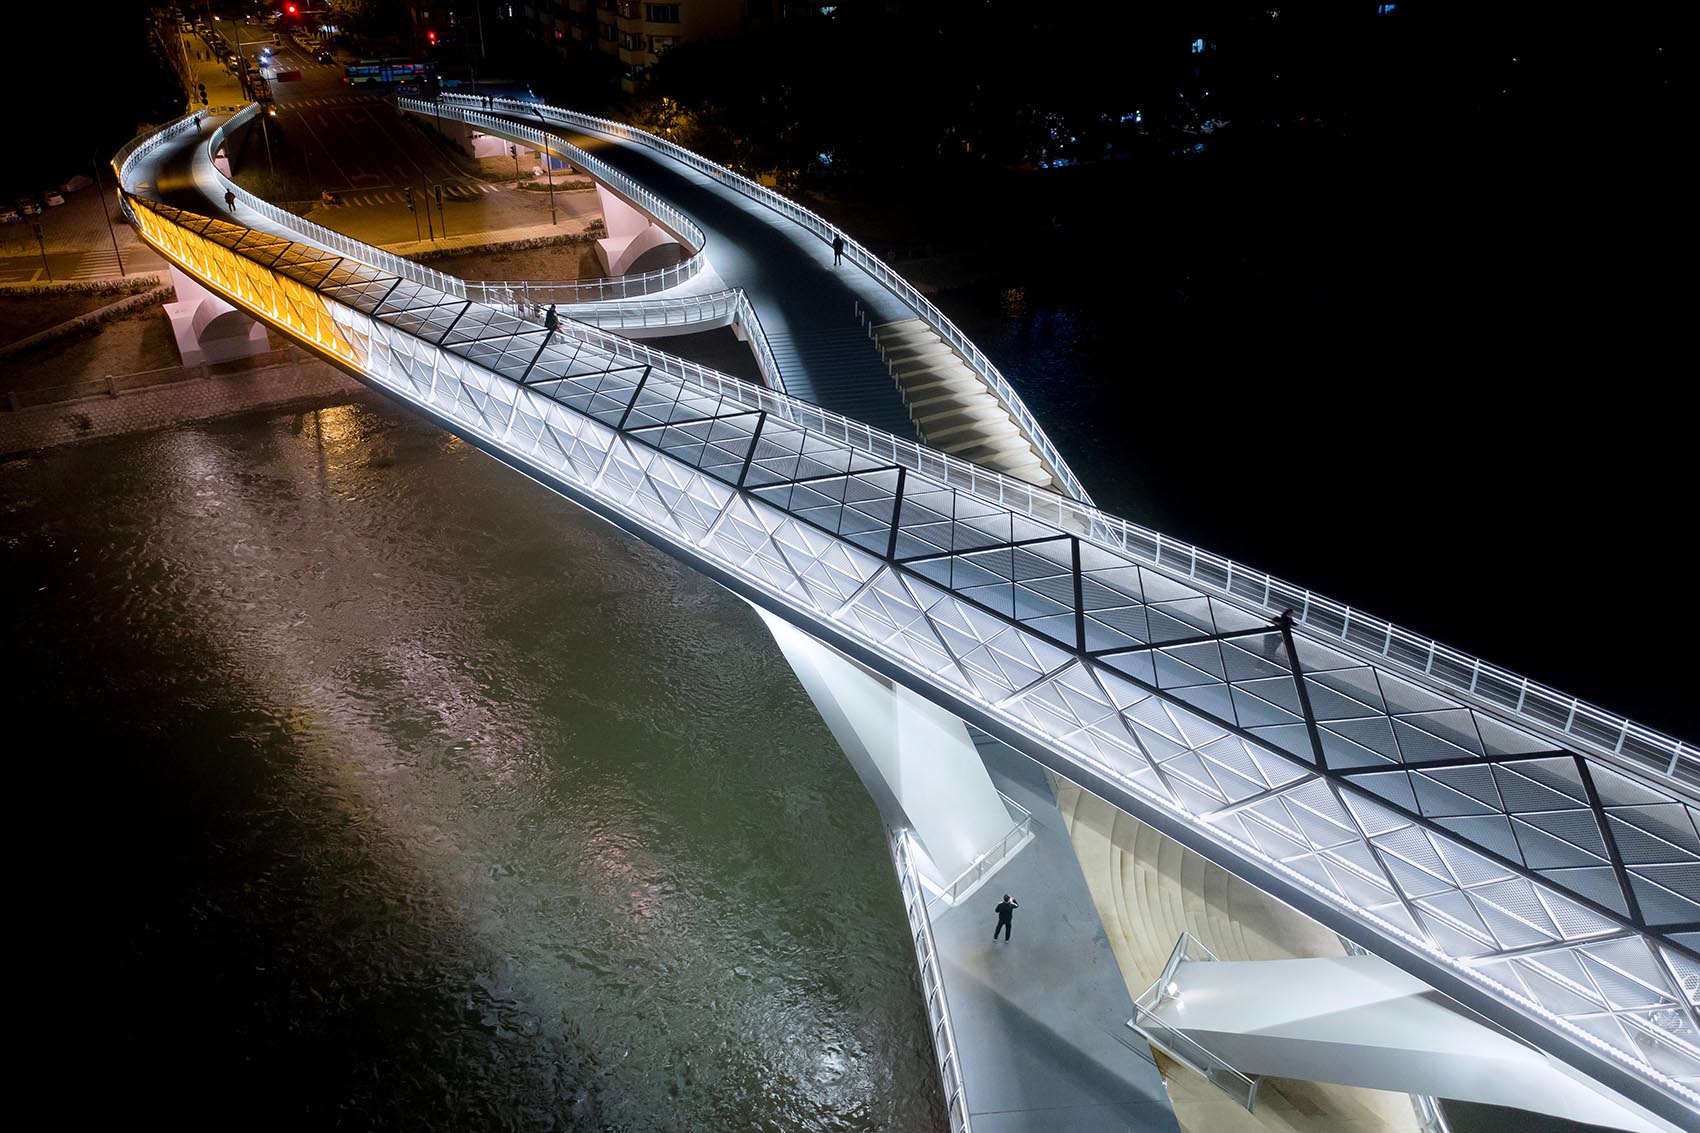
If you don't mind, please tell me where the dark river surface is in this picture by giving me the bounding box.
[1,406,943,1129]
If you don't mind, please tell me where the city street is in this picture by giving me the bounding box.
[0,180,166,285]
[1,16,602,289]
[220,23,601,250]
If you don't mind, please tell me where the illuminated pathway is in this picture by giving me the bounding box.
[117,104,1698,1133]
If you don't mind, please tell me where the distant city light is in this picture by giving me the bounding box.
[1191,38,1205,54]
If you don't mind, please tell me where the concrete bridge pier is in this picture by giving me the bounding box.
[594,186,684,277]
[753,607,1016,892]
[163,264,271,367]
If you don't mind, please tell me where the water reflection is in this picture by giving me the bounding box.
[0,399,945,1130]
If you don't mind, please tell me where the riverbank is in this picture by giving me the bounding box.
[0,343,367,458]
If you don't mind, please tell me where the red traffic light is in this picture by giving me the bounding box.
[427,30,437,45]
[286,4,297,14]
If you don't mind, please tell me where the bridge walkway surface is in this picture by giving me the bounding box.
[940,736,1181,1132]
[486,110,919,436]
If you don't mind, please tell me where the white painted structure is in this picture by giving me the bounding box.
[164,264,271,365]
[595,185,683,277]
[1151,952,1681,1132]
[757,608,1015,889]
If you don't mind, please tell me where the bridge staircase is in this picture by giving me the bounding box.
[762,318,916,437]
[866,317,1053,488]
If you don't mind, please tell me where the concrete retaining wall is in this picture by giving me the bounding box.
[0,348,365,456]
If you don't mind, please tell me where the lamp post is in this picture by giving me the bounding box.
[31,221,52,283]
[91,155,126,277]
[256,101,277,180]
[536,110,556,226]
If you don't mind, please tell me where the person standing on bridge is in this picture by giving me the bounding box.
[832,233,845,266]
[993,894,1019,941]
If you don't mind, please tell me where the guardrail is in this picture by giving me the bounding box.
[893,830,972,1133]
[922,793,1034,908]
[400,98,709,303]
[1128,934,1262,1111]
[213,105,471,298]
[499,288,741,333]
[115,100,1698,791]
[455,93,1092,507]
[460,264,702,305]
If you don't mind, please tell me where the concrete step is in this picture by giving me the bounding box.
[919,410,1016,445]
[904,388,1001,417]
[952,436,1042,466]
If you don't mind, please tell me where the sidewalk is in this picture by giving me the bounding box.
[925,736,1181,1133]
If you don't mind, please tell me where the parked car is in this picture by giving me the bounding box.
[0,208,21,224]
[60,173,94,193]
[42,190,65,207]
[16,196,41,216]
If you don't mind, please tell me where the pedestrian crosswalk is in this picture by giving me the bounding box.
[281,95,377,109]
[331,182,502,208]
[66,248,125,281]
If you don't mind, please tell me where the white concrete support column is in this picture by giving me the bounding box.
[1150,952,1681,1133]
[164,264,270,366]
[755,608,1014,889]
[593,186,682,276]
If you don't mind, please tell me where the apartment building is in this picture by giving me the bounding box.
[409,2,779,90]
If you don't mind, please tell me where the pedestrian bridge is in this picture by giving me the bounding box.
[114,102,1699,1133]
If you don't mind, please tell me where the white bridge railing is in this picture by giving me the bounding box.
[456,92,1093,507]
[399,97,709,304]
[893,831,972,1132]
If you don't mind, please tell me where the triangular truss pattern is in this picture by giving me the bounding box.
[127,194,1700,1112]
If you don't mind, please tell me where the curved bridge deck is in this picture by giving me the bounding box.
[117,101,1700,1133]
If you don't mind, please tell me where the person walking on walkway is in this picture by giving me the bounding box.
[993,894,1019,941]
[544,303,560,337]
[224,189,236,212]
[832,233,845,266]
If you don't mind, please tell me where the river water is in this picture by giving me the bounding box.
[2,405,943,1129]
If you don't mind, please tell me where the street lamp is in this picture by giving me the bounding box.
[31,221,52,283]
[91,154,126,277]
[536,110,556,226]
